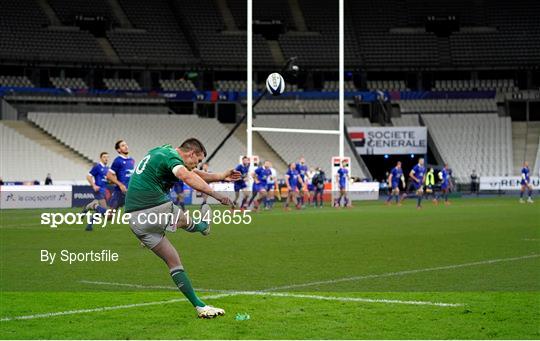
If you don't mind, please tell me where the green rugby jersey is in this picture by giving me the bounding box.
[125,144,184,212]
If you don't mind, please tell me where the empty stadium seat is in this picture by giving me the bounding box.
[433,79,518,93]
[399,99,498,114]
[366,80,409,91]
[422,114,513,182]
[50,77,88,90]
[160,79,196,91]
[215,80,248,92]
[254,99,352,114]
[27,113,246,174]
[0,123,89,182]
[0,75,34,88]
[103,78,141,91]
[392,114,420,126]
[107,0,197,65]
[322,81,356,92]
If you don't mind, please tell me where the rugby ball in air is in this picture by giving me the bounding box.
[266,73,285,96]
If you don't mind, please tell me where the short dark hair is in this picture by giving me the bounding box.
[179,138,207,157]
[242,156,249,160]
[100,152,108,158]
[114,140,125,151]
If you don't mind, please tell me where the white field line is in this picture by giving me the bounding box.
[77,282,462,307]
[263,254,540,291]
[81,253,540,293]
[0,291,462,322]
[3,254,536,321]
[0,292,236,322]
[234,291,463,307]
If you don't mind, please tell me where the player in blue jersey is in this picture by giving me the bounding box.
[264,162,277,210]
[385,161,405,205]
[285,162,303,210]
[86,152,109,207]
[520,161,534,203]
[199,163,210,205]
[246,161,259,208]
[296,157,308,207]
[334,160,350,208]
[84,140,135,229]
[84,152,110,231]
[233,156,250,209]
[108,139,135,209]
[437,163,451,205]
[248,160,271,211]
[408,157,426,209]
[172,180,185,211]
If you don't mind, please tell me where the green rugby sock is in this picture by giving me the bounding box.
[170,268,205,307]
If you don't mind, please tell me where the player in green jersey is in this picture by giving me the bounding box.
[125,138,240,318]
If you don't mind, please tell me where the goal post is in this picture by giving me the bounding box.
[246,0,345,159]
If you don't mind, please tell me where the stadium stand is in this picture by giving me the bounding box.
[367,80,409,91]
[0,0,49,29]
[228,0,293,29]
[0,122,88,182]
[0,0,110,64]
[106,0,196,65]
[450,32,540,67]
[0,29,109,64]
[292,0,361,67]
[103,78,141,91]
[215,80,248,92]
[0,0,537,184]
[204,34,273,67]
[27,113,245,172]
[254,114,367,177]
[433,79,517,92]
[422,114,513,182]
[284,84,303,92]
[322,81,356,92]
[403,0,484,27]
[159,79,197,91]
[279,33,338,67]
[47,0,119,25]
[215,80,301,92]
[0,0,538,70]
[226,0,246,28]
[50,77,88,90]
[486,0,540,31]
[399,99,498,114]
[254,99,352,114]
[173,0,274,67]
[345,115,371,128]
[347,0,440,68]
[0,76,34,88]
[391,114,420,126]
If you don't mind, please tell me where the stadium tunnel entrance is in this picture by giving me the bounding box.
[361,146,438,183]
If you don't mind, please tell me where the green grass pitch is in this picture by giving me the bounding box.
[1,197,539,339]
